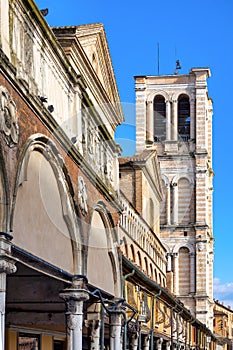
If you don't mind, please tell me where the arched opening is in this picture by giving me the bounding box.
[149,198,155,228]
[178,95,190,141]
[178,247,190,295]
[144,257,148,275]
[130,244,136,262]
[178,178,193,224]
[0,153,9,232]
[154,95,166,142]
[87,210,118,296]
[13,148,77,274]
[137,251,142,269]
[160,180,167,225]
[150,263,153,279]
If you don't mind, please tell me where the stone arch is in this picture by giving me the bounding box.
[171,174,194,186]
[0,148,10,233]
[144,257,148,275]
[173,242,195,255]
[130,244,136,262]
[11,134,82,274]
[147,90,170,103]
[87,202,122,297]
[172,91,192,102]
[171,175,194,225]
[137,250,142,269]
[177,246,191,295]
[160,175,169,225]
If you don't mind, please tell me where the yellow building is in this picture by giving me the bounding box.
[214,300,233,350]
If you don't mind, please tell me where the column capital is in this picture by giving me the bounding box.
[0,258,16,274]
[0,233,16,274]
[59,276,89,303]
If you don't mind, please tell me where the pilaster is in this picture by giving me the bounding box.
[146,100,154,143]
[166,100,171,141]
[171,100,178,141]
[0,233,17,350]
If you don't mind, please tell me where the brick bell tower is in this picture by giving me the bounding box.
[135,68,214,329]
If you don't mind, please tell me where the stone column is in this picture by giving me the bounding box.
[85,319,101,350]
[59,276,89,350]
[131,333,138,350]
[171,100,178,141]
[156,337,163,350]
[167,253,172,272]
[190,252,195,294]
[143,334,150,350]
[146,100,154,143]
[0,233,17,350]
[109,310,122,350]
[171,183,178,224]
[190,98,195,140]
[173,253,179,295]
[166,100,171,141]
[166,184,171,225]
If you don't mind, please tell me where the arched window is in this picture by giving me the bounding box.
[149,198,155,228]
[130,244,135,262]
[154,95,166,142]
[123,237,128,257]
[144,257,148,275]
[160,180,167,225]
[178,95,190,141]
[178,178,193,224]
[137,251,142,269]
[158,273,162,286]
[150,263,153,279]
[178,247,190,295]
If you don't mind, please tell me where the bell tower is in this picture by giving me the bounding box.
[135,68,214,329]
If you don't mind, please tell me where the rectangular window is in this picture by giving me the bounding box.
[18,333,40,350]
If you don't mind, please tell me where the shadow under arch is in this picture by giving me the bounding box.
[11,133,83,275]
[86,200,122,298]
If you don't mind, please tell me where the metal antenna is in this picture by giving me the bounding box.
[157,43,160,75]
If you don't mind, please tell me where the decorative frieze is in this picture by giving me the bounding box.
[78,176,88,216]
[0,86,19,147]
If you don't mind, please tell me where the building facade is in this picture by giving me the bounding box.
[0,0,125,349]
[135,70,214,329]
[118,150,216,349]
[213,301,233,350]
[0,0,218,349]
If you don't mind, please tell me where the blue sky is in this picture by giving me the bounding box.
[35,0,233,305]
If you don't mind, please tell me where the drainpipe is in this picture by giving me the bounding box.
[100,305,105,350]
[123,270,135,350]
[150,290,162,350]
